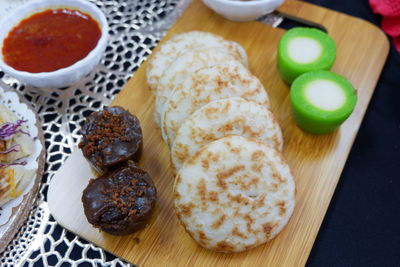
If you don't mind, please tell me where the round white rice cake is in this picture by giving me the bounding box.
[170,97,283,173]
[162,61,270,146]
[174,135,295,253]
[154,48,246,125]
[146,31,248,91]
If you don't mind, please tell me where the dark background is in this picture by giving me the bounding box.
[301,1,400,266]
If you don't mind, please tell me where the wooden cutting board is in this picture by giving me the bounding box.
[48,0,389,266]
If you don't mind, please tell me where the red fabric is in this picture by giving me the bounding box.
[370,0,400,51]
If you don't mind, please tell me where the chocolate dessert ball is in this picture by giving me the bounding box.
[78,106,143,173]
[82,161,157,235]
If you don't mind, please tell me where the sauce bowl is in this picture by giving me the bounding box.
[0,0,108,88]
[203,0,285,22]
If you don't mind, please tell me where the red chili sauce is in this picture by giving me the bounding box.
[2,9,101,73]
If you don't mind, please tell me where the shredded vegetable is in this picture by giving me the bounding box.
[0,120,28,140]
[0,161,27,168]
[0,144,20,155]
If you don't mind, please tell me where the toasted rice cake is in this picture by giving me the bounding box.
[174,135,295,253]
[146,31,248,91]
[154,48,246,125]
[162,61,270,146]
[171,97,283,172]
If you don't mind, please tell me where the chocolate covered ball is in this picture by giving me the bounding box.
[78,106,143,173]
[82,161,157,235]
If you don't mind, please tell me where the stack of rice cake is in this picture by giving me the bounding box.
[146,31,295,253]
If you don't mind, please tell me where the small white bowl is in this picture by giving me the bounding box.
[203,0,285,22]
[0,0,109,88]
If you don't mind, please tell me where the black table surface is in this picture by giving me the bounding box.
[302,0,400,266]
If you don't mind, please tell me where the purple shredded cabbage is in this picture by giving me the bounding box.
[0,120,28,140]
[0,144,20,155]
[0,161,27,168]
[0,120,30,168]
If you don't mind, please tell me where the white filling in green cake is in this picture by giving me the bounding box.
[305,79,346,111]
[287,37,322,64]
[277,27,337,84]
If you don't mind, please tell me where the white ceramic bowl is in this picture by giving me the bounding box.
[203,0,285,22]
[0,0,109,88]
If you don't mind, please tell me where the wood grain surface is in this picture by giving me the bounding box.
[48,0,389,266]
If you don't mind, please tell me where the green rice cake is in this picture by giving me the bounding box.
[277,27,336,84]
[290,70,357,134]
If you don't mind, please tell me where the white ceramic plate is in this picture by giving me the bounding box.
[0,81,45,252]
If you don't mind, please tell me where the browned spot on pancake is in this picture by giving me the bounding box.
[178,202,195,217]
[249,177,260,186]
[251,163,263,173]
[252,194,266,210]
[272,171,285,183]
[217,178,227,190]
[241,89,257,99]
[246,222,252,233]
[198,230,211,241]
[211,208,222,216]
[251,150,265,161]
[204,106,220,120]
[173,144,189,167]
[232,226,247,239]
[214,78,228,94]
[187,148,203,165]
[276,200,287,216]
[263,223,273,239]
[210,152,220,162]
[192,78,202,90]
[242,125,258,138]
[215,241,235,252]
[272,135,280,150]
[235,173,251,191]
[217,123,233,133]
[211,214,226,229]
[230,147,241,154]
[224,140,233,148]
[201,159,209,170]
[189,127,197,141]
[170,100,178,110]
[227,193,249,205]
[197,179,207,202]
[270,182,279,192]
[244,214,255,232]
[201,133,216,142]
[208,191,219,202]
[217,165,245,180]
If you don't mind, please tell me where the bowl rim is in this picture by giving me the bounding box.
[0,0,109,79]
[204,0,284,8]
